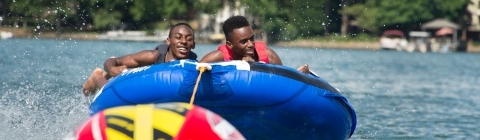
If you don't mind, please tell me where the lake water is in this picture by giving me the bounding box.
[1,38,479,139]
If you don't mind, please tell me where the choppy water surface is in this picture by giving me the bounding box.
[1,39,479,139]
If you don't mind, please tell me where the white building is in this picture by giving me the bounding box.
[196,1,266,43]
[468,0,480,31]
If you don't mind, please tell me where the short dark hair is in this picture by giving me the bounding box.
[168,23,194,39]
[222,16,250,41]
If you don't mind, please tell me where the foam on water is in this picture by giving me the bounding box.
[0,86,91,139]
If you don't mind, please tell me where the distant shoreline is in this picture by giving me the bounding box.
[275,40,480,53]
[2,28,480,53]
[274,40,380,50]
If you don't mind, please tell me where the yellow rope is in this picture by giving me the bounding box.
[190,66,206,106]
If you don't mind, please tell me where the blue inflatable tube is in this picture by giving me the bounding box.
[90,60,357,139]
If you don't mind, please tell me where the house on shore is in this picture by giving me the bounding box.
[195,1,267,44]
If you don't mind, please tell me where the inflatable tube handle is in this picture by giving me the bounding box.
[309,70,319,78]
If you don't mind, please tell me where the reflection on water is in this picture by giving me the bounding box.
[1,39,479,139]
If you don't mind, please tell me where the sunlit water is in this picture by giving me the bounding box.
[1,38,479,139]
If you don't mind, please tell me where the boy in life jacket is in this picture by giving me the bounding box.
[199,16,310,74]
[82,23,197,96]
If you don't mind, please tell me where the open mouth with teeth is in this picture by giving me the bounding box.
[177,47,189,54]
[245,48,254,55]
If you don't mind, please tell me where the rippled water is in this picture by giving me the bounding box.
[1,39,479,139]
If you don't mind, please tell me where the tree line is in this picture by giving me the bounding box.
[0,0,470,42]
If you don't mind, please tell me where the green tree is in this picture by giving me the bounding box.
[86,0,128,30]
[194,0,223,14]
[243,0,328,42]
[6,0,79,33]
[129,0,222,30]
[343,0,469,32]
